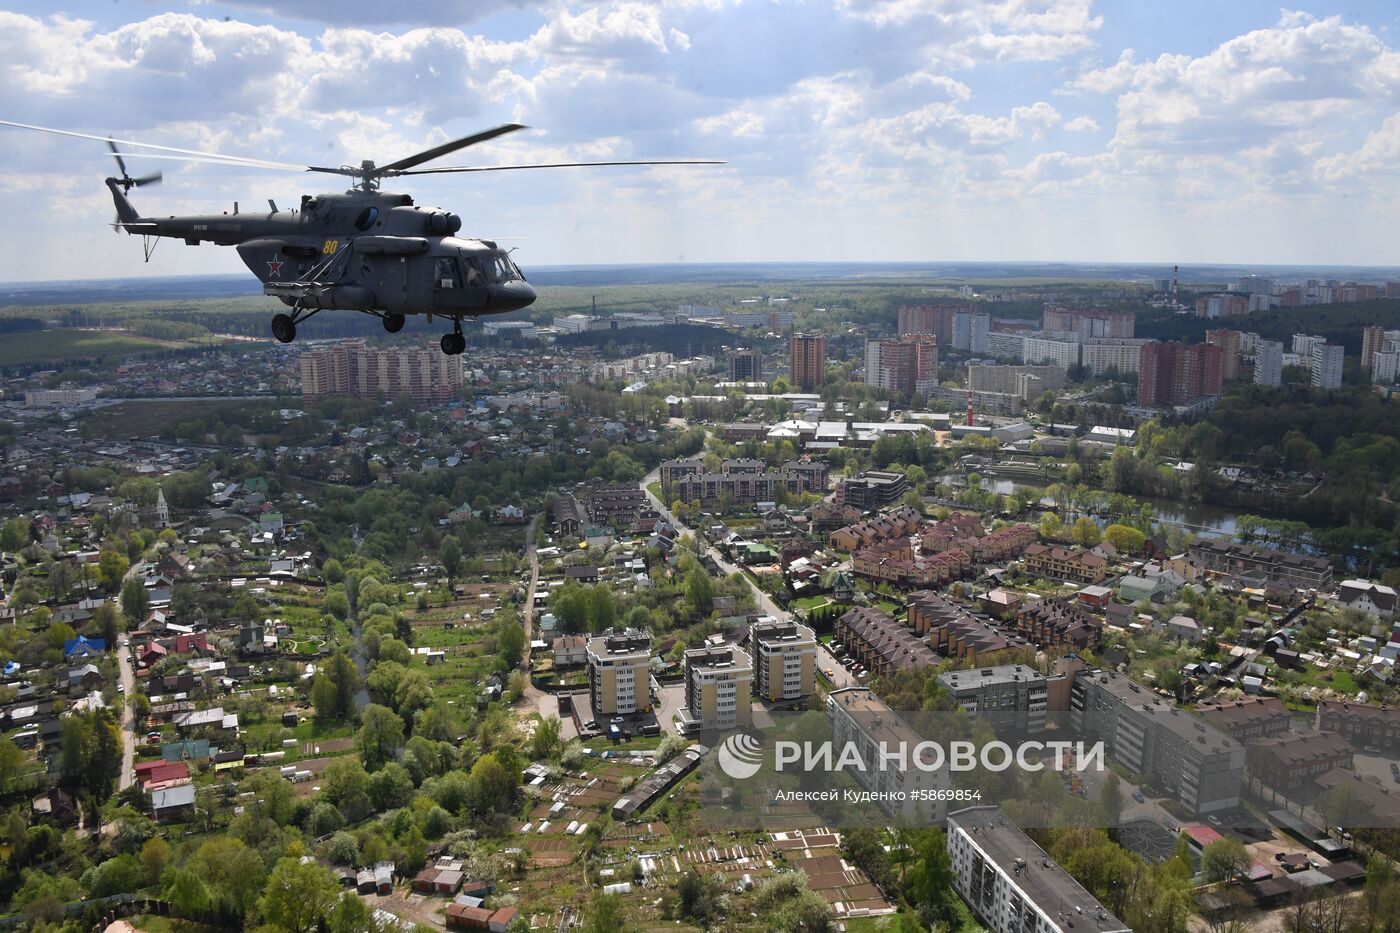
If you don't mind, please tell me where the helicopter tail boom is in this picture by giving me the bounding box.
[105,177,143,228]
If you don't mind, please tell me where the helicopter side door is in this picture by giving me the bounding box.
[356,251,410,311]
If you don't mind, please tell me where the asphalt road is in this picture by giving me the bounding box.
[637,466,857,693]
[116,559,143,794]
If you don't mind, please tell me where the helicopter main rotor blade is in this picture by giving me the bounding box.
[0,119,310,171]
[106,140,127,178]
[395,159,725,176]
[377,124,527,174]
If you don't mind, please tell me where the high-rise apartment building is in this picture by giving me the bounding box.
[1137,341,1223,407]
[728,349,763,382]
[1042,306,1135,340]
[1311,342,1344,389]
[1080,339,1150,377]
[952,311,990,353]
[827,687,949,822]
[1292,334,1326,358]
[789,334,826,391]
[968,364,1066,400]
[1362,325,1385,371]
[1070,669,1244,814]
[299,339,463,402]
[1204,329,1242,381]
[1021,336,1080,370]
[679,643,752,732]
[863,335,938,394]
[898,304,964,344]
[1374,350,1400,385]
[937,664,1049,735]
[1255,339,1283,386]
[749,619,817,702]
[587,629,653,717]
[947,807,1131,933]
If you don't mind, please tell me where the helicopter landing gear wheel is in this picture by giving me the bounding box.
[440,332,466,355]
[382,313,405,334]
[270,313,297,344]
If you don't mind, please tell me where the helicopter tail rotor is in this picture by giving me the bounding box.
[107,138,163,192]
[106,139,161,230]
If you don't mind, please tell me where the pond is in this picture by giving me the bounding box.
[961,475,1244,539]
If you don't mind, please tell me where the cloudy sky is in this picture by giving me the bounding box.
[1,0,1399,282]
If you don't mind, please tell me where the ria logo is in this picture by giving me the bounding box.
[717,733,764,780]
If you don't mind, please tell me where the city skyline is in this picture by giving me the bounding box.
[2,1,1400,281]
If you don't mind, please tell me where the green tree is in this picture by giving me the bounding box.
[190,834,266,913]
[326,832,359,865]
[93,601,121,648]
[120,577,149,623]
[1200,838,1250,885]
[325,589,350,619]
[165,867,212,919]
[530,716,563,761]
[441,537,462,583]
[580,891,626,933]
[139,836,170,885]
[0,736,23,786]
[359,703,405,770]
[1100,772,1124,827]
[685,566,714,616]
[327,651,361,717]
[256,857,340,933]
[498,621,526,669]
[311,675,340,721]
[676,870,728,927]
[1071,516,1102,547]
[97,548,129,591]
[0,517,28,551]
[322,558,345,584]
[1103,524,1147,554]
[368,762,415,811]
[903,829,959,927]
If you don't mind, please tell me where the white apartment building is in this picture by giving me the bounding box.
[1310,342,1343,389]
[1374,350,1400,385]
[1254,339,1283,387]
[947,806,1131,933]
[1022,336,1081,370]
[1080,339,1150,377]
[952,311,991,353]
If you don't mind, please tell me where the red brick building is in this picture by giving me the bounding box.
[1138,341,1223,407]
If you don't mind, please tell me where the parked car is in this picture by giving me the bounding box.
[1132,791,1145,803]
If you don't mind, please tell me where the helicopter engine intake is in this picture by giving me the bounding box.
[425,212,462,235]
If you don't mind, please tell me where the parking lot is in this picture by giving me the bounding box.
[824,641,870,687]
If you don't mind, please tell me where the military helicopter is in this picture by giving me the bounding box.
[0,120,721,355]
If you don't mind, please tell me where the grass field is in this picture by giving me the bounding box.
[0,328,205,366]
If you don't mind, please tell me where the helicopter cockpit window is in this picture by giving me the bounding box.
[434,258,458,289]
[354,207,378,231]
[485,252,519,282]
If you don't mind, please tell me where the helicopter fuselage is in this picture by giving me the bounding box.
[108,182,537,318]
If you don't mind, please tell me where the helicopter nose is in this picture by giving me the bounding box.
[491,280,537,311]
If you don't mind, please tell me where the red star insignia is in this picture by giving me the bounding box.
[267,257,284,278]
